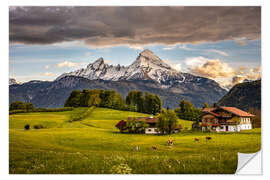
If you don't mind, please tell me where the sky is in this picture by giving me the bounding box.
[9,6,261,87]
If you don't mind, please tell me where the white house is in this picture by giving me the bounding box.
[201,106,254,132]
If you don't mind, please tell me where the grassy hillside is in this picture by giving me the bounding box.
[9,108,261,174]
[217,80,261,111]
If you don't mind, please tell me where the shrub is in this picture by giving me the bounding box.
[33,124,44,129]
[24,124,30,130]
[9,109,27,115]
[69,106,95,122]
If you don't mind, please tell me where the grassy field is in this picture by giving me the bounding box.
[9,107,261,174]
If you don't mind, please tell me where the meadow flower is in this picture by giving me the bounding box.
[110,163,132,174]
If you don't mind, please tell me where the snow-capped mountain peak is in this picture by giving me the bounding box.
[56,49,201,85]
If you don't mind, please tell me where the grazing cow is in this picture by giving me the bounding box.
[206,137,212,140]
[133,146,140,151]
[152,146,157,150]
[194,138,200,141]
[167,138,174,146]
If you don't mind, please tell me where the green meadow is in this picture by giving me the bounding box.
[9,108,261,174]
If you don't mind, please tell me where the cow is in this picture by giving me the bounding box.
[206,136,212,140]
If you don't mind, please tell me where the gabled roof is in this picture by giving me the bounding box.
[202,106,255,117]
[127,117,157,123]
[219,106,255,117]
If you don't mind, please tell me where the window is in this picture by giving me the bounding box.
[148,129,151,132]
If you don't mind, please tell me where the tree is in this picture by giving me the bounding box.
[231,116,240,124]
[157,110,178,134]
[144,92,162,115]
[25,103,35,111]
[64,90,83,107]
[115,120,127,133]
[125,118,149,133]
[126,90,144,112]
[203,102,208,109]
[9,101,26,111]
[175,99,201,121]
[248,107,261,128]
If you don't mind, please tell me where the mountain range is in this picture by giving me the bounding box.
[9,49,227,108]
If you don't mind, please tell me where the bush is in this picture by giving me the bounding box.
[9,107,74,114]
[9,109,27,115]
[24,124,30,130]
[33,124,44,129]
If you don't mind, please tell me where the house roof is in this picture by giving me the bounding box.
[127,117,157,123]
[202,106,255,117]
[219,106,255,117]
[202,107,216,113]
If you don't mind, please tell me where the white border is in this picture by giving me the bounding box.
[2,0,270,179]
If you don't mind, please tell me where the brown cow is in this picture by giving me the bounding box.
[194,138,200,141]
[206,137,212,140]
[152,146,157,150]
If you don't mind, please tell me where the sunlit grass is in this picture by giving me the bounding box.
[9,107,261,174]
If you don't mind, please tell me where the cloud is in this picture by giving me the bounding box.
[232,67,261,85]
[163,45,177,50]
[104,60,111,64]
[40,72,56,76]
[56,61,78,68]
[235,38,248,46]
[184,56,209,67]
[85,52,91,56]
[207,49,229,56]
[174,64,182,72]
[188,58,235,78]
[45,65,50,69]
[9,7,260,47]
[179,44,192,51]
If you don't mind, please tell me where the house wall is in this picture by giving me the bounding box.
[216,125,239,132]
[145,128,159,134]
[202,114,217,123]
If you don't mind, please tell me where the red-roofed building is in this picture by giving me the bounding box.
[124,116,182,134]
[201,106,254,132]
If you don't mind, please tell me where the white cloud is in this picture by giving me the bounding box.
[174,64,182,71]
[128,45,144,50]
[40,72,56,76]
[179,44,192,51]
[207,49,229,56]
[56,61,79,68]
[184,56,209,67]
[186,57,235,78]
[45,65,50,69]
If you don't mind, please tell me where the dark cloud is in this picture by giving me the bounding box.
[9,6,261,47]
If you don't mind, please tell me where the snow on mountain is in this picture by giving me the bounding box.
[56,49,186,85]
[9,78,20,85]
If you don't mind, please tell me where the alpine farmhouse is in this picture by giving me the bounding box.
[201,106,254,132]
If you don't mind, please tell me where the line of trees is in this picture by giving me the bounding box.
[9,101,74,114]
[9,101,35,111]
[65,89,162,115]
[174,99,202,121]
[125,91,162,115]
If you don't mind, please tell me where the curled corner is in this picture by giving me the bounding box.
[236,150,262,175]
